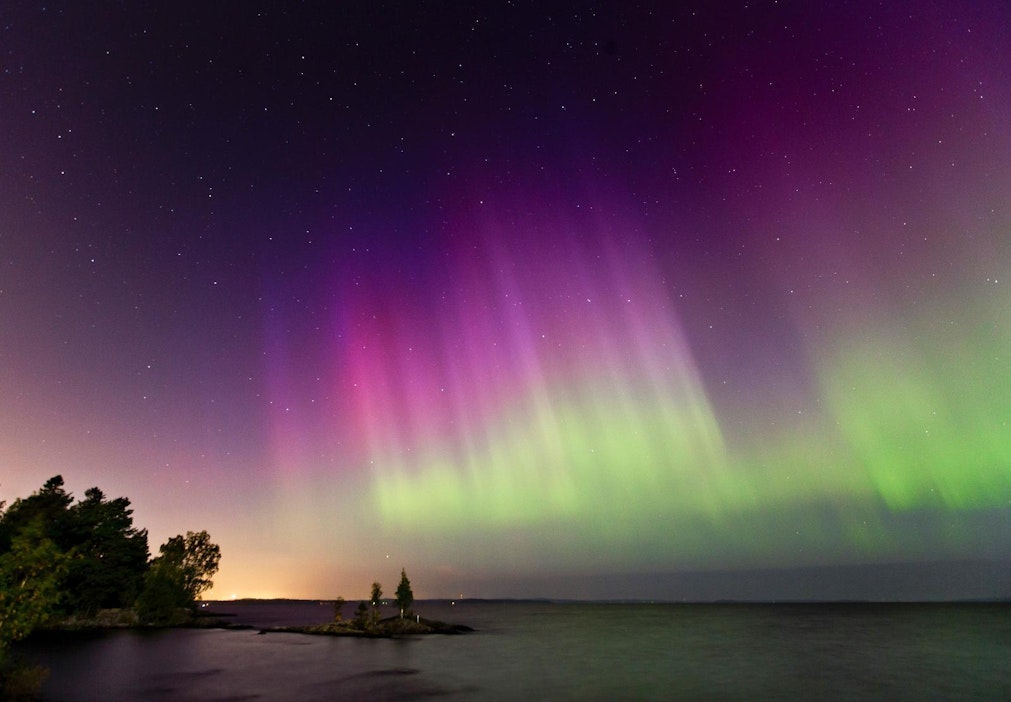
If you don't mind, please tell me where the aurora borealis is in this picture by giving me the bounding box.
[2,2,1010,600]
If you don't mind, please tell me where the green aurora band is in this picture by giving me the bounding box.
[369,257,1010,570]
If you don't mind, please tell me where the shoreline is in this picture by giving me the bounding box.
[27,607,473,641]
[261,616,474,638]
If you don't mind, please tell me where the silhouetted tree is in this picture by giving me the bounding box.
[63,487,149,614]
[370,581,383,627]
[333,596,346,622]
[134,558,190,625]
[0,520,69,699]
[161,531,221,601]
[353,601,370,630]
[1,478,221,633]
[0,476,73,554]
[136,531,220,623]
[0,522,68,651]
[0,477,150,616]
[395,568,413,619]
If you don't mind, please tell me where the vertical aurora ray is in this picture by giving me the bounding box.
[316,193,1011,572]
[815,301,1011,512]
[333,212,731,539]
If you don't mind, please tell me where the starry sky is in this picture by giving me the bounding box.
[2,1,1010,601]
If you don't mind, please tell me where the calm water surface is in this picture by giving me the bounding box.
[20,601,1011,700]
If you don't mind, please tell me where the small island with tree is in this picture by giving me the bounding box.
[265,569,473,638]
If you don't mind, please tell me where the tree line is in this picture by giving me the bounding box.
[0,475,221,652]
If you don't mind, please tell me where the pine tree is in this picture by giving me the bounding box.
[395,568,414,619]
[370,581,382,628]
[353,601,370,630]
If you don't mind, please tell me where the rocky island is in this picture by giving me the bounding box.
[253,571,473,638]
[263,615,473,638]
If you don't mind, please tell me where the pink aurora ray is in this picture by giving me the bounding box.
[315,207,725,524]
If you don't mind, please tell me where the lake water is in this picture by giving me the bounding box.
[19,601,1011,700]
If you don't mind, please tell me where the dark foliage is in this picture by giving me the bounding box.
[135,530,221,624]
[395,568,414,618]
[0,477,220,644]
[0,477,150,617]
[353,601,371,630]
[63,488,149,614]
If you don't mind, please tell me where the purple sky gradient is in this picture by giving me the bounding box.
[2,2,1009,600]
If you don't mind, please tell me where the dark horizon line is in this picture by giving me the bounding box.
[205,596,1011,605]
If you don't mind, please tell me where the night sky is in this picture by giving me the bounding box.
[3,2,1010,601]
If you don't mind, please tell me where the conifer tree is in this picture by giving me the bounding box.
[370,581,383,627]
[395,568,414,619]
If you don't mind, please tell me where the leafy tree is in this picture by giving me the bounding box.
[0,503,67,700]
[395,568,413,619]
[332,596,346,622]
[134,559,190,625]
[158,530,221,602]
[136,531,220,623]
[0,523,68,651]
